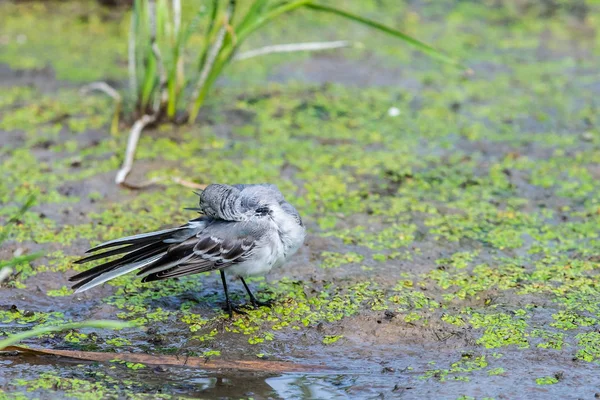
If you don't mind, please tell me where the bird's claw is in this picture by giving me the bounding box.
[250,298,274,309]
[224,302,248,318]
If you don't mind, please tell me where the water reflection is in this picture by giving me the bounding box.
[184,373,351,399]
[3,359,359,399]
[266,374,350,399]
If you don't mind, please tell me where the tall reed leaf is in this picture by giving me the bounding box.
[0,320,134,350]
[304,3,464,68]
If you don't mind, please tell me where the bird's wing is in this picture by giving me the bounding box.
[69,219,208,292]
[138,220,265,282]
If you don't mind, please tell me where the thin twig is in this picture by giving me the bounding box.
[188,1,233,121]
[81,82,122,135]
[171,177,208,190]
[115,114,157,188]
[119,177,164,190]
[234,40,352,60]
[80,82,121,101]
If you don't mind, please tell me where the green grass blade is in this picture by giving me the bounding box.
[128,7,137,97]
[140,54,157,111]
[304,3,466,69]
[167,72,177,117]
[0,320,135,350]
[156,0,170,41]
[236,0,310,40]
[167,0,206,117]
[179,6,208,48]
[196,0,219,72]
[234,0,269,35]
[0,194,36,244]
[0,253,42,269]
[133,0,148,100]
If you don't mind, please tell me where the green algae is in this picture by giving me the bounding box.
[421,354,489,382]
[1,0,600,398]
[13,373,114,399]
[575,332,600,363]
[3,74,600,364]
[322,335,343,344]
[535,376,560,385]
[487,367,505,376]
[320,251,364,269]
[469,312,529,349]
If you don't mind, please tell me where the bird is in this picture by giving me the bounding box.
[69,183,306,317]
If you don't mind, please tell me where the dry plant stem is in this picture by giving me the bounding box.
[121,175,207,190]
[81,82,121,100]
[81,82,122,135]
[171,177,208,190]
[119,176,164,190]
[234,40,352,60]
[115,114,157,188]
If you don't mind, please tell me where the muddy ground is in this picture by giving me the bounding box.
[1,1,600,399]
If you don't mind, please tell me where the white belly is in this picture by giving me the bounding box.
[224,212,305,278]
[226,233,285,277]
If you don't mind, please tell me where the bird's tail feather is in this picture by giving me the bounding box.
[70,223,202,292]
[84,226,188,253]
[73,241,151,265]
[70,243,169,288]
[73,254,167,293]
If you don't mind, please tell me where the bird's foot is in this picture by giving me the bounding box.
[249,298,274,309]
[224,302,247,318]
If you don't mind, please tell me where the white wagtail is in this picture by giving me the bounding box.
[69,184,306,317]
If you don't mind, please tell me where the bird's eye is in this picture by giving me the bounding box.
[255,206,270,216]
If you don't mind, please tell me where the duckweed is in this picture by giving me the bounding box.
[2,0,600,397]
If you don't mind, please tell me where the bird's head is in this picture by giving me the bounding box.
[198,184,284,222]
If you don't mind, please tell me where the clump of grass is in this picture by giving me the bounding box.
[93,0,467,187]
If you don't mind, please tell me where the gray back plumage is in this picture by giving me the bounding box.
[199,184,243,220]
[199,183,293,222]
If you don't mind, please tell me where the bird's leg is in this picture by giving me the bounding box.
[220,270,246,317]
[240,277,273,308]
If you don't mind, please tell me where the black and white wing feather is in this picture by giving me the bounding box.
[69,218,264,292]
[139,226,259,281]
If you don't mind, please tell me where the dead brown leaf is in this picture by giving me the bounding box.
[1,346,329,373]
